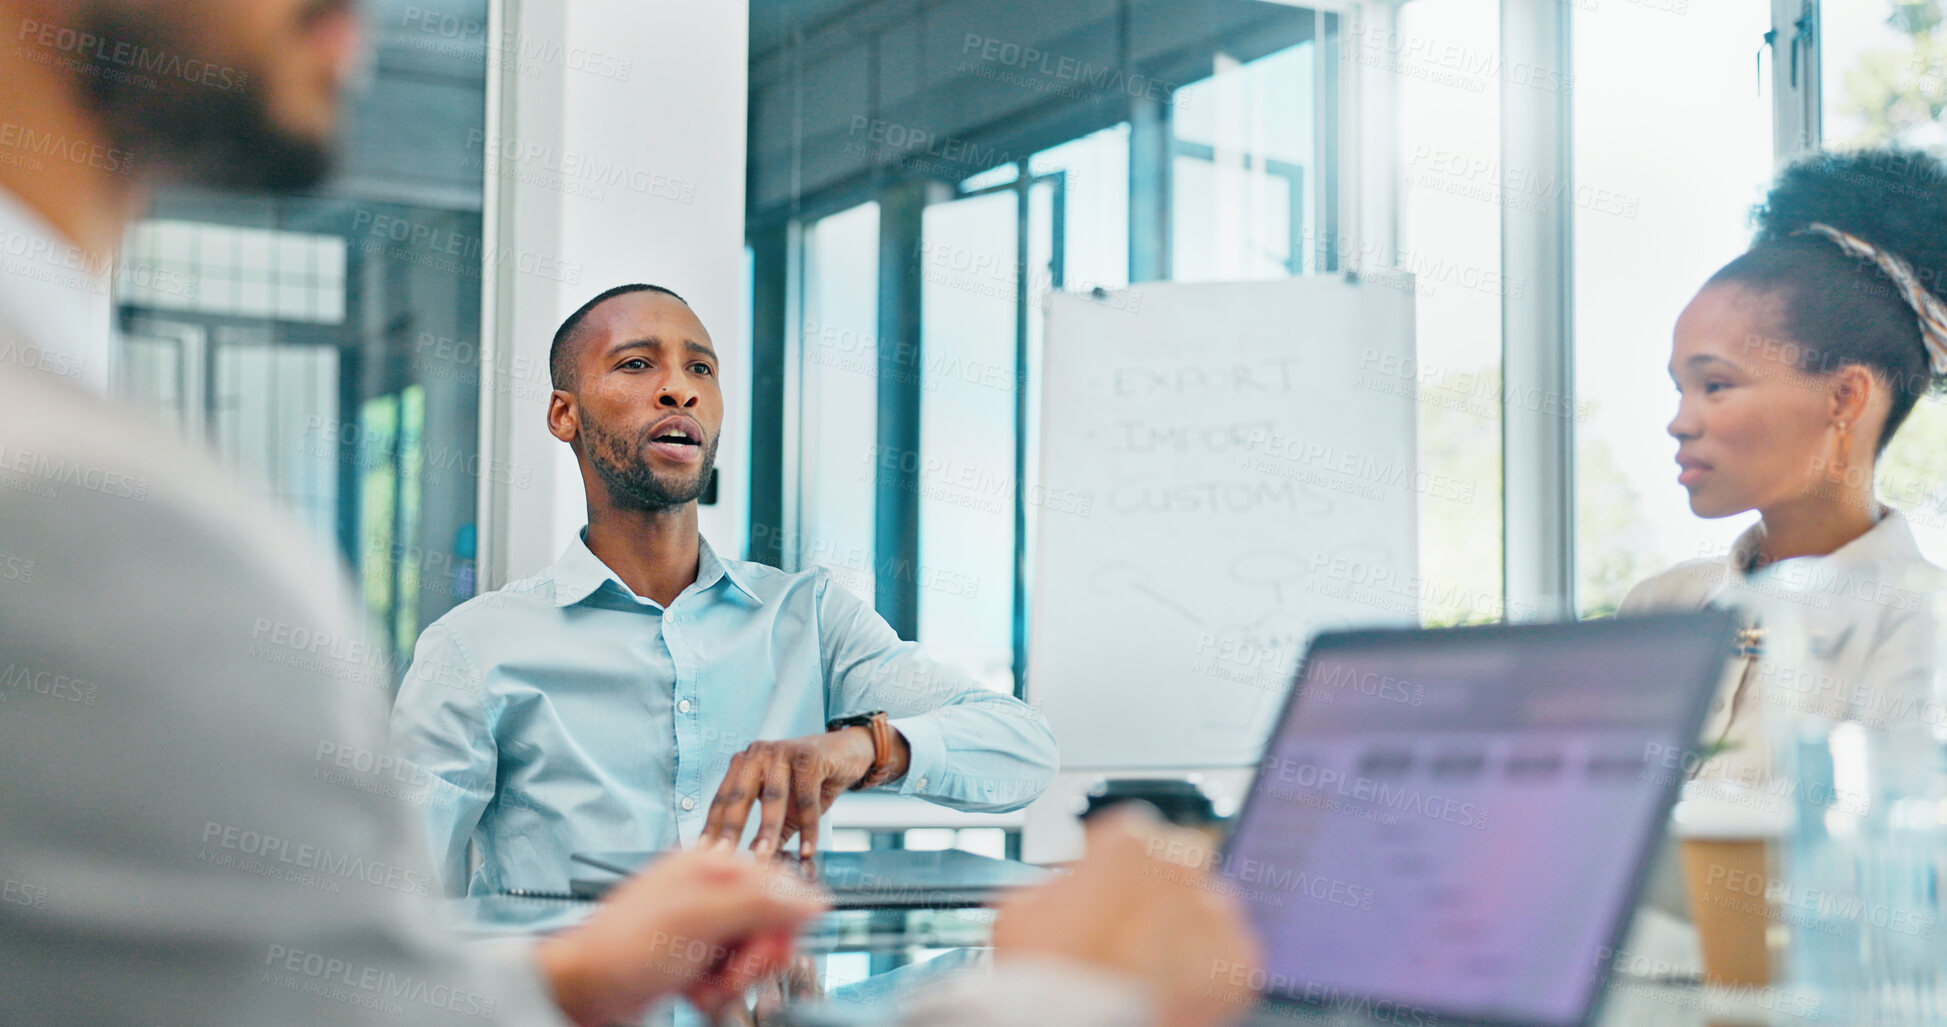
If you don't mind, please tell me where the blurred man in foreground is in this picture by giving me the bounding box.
[0,1,831,1023]
[0,2,1260,1026]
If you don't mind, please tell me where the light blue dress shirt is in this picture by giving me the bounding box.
[389,531,1058,895]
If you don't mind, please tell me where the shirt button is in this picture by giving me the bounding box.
[914,777,928,790]
[677,699,692,714]
[681,796,696,811]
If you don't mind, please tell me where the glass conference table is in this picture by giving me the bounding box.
[455,895,1796,1027]
[454,893,999,956]
[454,894,998,1025]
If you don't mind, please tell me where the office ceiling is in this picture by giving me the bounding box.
[750,0,868,58]
[747,0,1316,220]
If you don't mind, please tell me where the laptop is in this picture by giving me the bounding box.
[1219,610,1736,1027]
[569,847,1052,909]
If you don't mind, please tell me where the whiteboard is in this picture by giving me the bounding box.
[1027,275,1419,769]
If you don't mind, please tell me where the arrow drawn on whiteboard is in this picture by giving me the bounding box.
[1088,561,1206,626]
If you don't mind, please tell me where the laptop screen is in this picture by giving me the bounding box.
[1220,612,1733,1027]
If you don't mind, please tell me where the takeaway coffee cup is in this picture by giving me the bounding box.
[1670,781,1790,987]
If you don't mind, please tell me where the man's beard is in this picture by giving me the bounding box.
[583,414,719,512]
[75,2,333,192]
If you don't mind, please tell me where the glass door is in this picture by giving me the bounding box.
[918,185,1023,694]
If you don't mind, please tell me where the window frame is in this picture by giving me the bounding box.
[753,2,1362,701]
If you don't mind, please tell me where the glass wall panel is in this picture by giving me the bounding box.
[1173,43,1316,281]
[1393,0,1505,624]
[917,189,1018,690]
[799,201,882,605]
[111,0,490,668]
[750,1,1340,694]
[1822,1,1947,564]
[1571,0,1773,615]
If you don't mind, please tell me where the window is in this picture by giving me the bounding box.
[797,202,882,606]
[1394,0,1506,623]
[1822,0,1947,564]
[1572,0,1774,616]
[750,1,1340,696]
[917,184,1019,689]
[112,1,492,666]
[121,221,348,322]
[1172,44,1320,281]
[1822,0,1947,150]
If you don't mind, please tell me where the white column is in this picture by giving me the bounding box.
[479,0,750,586]
[1499,0,1575,621]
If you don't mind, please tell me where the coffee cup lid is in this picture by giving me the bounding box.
[1670,780,1793,839]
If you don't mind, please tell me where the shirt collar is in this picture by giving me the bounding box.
[549,529,763,608]
[695,536,765,605]
[0,186,113,393]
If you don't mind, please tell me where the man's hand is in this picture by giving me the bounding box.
[536,845,829,1027]
[992,806,1263,1027]
[708,955,822,1027]
[701,728,911,858]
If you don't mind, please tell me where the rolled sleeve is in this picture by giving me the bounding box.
[816,572,1058,812]
[390,621,499,895]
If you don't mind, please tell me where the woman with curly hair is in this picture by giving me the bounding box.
[1622,148,1947,788]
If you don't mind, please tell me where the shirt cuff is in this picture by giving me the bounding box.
[899,958,1154,1027]
[887,714,946,796]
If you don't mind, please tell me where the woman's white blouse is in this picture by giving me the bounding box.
[1620,508,1940,786]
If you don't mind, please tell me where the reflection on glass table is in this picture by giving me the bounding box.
[453,897,1796,1026]
[455,895,996,954]
[453,894,998,1023]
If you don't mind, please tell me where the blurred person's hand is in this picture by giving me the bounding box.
[752,954,822,1024]
[992,806,1263,1027]
[705,954,822,1027]
[536,844,828,1026]
[701,728,910,858]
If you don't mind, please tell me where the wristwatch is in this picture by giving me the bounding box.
[826,710,896,790]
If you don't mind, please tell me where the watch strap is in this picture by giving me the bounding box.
[827,710,894,790]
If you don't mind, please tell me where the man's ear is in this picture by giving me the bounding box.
[547,389,579,445]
